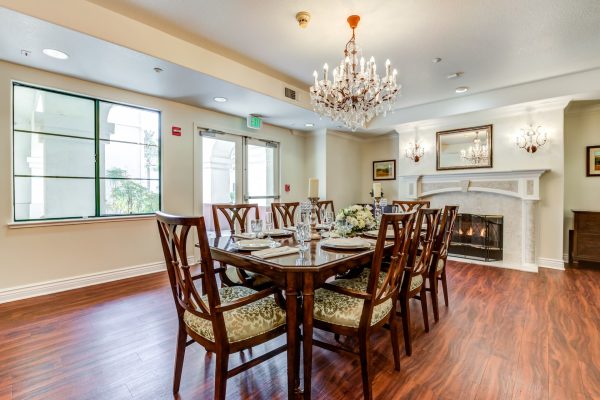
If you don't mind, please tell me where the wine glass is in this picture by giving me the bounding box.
[323,211,335,236]
[250,219,263,239]
[264,211,274,240]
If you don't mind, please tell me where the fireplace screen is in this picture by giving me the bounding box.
[449,213,503,262]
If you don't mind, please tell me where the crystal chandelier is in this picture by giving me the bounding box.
[517,125,547,154]
[309,15,401,131]
[461,131,488,164]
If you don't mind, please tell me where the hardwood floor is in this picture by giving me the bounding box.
[1,262,599,399]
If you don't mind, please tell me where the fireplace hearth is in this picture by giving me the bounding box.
[449,213,503,262]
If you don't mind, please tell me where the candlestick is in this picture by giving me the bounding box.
[372,182,382,198]
[308,196,320,240]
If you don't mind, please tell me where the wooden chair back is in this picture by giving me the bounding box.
[403,208,441,293]
[392,200,431,213]
[156,212,226,343]
[360,212,416,329]
[271,202,299,228]
[212,203,260,236]
[316,200,335,223]
[431,205,459,268]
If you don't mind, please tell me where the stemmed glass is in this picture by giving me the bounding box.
[295,212,310,250]
[323,211,335,237]
[250,219,263,239]
[264,211,274,240]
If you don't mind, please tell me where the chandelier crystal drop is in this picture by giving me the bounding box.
[309,15,401,131]
[517,125,547,154]
[461,131,489,165]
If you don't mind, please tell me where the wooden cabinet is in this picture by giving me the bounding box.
[572,210,600,264]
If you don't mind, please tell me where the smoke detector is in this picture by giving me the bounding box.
[296,11,311,28]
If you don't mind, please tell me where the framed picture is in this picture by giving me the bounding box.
[373,160,396,181]
[436,125,493,170]
[586,145,600,177]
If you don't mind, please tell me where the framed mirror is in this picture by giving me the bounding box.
[436,125,493,170]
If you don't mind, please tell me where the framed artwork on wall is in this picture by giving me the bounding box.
[373,159,396,181]
[586,145,600,177]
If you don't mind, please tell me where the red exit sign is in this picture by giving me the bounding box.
[172,126,182,136]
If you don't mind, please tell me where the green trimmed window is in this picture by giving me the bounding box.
[13,83,161,222]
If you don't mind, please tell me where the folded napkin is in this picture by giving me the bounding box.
[324,237,371,248]
[251,246,300,259]
[233,232,255,239]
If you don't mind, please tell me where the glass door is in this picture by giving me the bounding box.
[243,138,280,215]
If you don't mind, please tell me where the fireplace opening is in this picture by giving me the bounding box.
[449,213,503,262]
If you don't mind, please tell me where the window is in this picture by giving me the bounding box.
[12,83,161,222]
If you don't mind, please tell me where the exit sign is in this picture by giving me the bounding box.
[247,115,262,129]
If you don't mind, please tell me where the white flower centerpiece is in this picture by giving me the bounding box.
[335,205,376,236]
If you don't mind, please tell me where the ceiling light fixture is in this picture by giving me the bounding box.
[42,48,69,60]
[213,97,227,103]
[447,72,463,79]
[432,57,442,63]
[310,15,400,131]
[305,123,314,128]
[516,125,547,154]
[455,86,469,93]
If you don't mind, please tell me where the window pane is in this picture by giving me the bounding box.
[99,102,159,144]
[246,143,277,207]
[14,177,95,220]
[13,85,95,138]
[99,141,159,180]
[100,179,159,215]
[14,131,95,178]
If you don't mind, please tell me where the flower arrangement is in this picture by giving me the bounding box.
[335,204,376,236]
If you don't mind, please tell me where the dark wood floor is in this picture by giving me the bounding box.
[1,262,599,400]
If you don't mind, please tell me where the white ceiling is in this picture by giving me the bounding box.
[2,1,600,135]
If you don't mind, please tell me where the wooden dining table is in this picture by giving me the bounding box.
[209,233,380,400]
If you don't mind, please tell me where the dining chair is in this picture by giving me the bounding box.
[311,212,416,400]
[156,212,287,400]
[427,205,459,322]
[392,200,431,212]
[316,200,335,223]
[271,202,299,228]
[211,203,270,288]
[398,207,441,356]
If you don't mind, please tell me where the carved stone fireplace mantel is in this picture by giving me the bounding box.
[401,169,549,272]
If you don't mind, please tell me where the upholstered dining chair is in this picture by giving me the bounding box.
[211,203,271,288]
[427,205,459,322]
[156,212,287,400]
[311,212,416,400]
[392,200,431,213]
[398,207,441,356]
[316,200,335,223]
[271,202,299,228]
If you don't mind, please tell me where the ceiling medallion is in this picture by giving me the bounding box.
[309,15,400,131]
[461,131,489,165]
[517,125,547,154]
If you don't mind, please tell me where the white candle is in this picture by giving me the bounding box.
[372,183,381,197]
[308,178,319,198]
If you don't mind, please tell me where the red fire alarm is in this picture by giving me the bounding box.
[284,184,291,192]
[172,126,182,136]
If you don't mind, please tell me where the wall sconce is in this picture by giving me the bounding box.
[517,125,547,154]
[405,128,425,162]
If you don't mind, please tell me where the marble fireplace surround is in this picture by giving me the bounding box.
[401,169,549,272]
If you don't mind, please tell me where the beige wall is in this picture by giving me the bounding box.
[564,106,600,252]
[325,132,363,208]
[359,134,400,203]
[0,61,306,291]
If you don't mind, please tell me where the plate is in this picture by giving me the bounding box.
[363,229,395,239]
[263,229,292,237]
[235,239,281,251]
[321,238,372,250]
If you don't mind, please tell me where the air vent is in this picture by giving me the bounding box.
[284,87,297,100]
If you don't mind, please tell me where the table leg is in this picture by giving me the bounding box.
[302,273,314,400]
[285,273,302,399]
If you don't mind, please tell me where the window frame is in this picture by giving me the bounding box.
[11,82,162,223]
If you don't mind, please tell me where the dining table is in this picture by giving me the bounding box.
[209,232,383,400]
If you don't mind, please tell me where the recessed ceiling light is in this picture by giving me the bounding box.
[42,48,69,60]
[455,86,469,94]
[305,123,314,127]
[213,97,227,103]
[447,72,463,79]
[432,57,442,63]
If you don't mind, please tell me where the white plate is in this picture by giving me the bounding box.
[363,229,395,239]
[321,238,372,250]
[263,229,292,237]
[235,239,281,251]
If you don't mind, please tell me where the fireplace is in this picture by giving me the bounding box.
[449,213,503,262]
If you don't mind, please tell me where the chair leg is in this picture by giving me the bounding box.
[420,286,429,333]
[441,269,449,307]
[334,333,341,342]
[390,316,401,371]
[358,334,373,400]
[173,324,187,394]
[214,351,229,400]
[400,298,412,356]
[430,276,440,323]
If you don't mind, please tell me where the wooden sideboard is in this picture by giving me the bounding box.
[572,210,600,264]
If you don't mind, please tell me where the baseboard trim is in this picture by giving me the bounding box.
[0,261,168,304]
[538,257,565,271]
[447,256,538,273]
